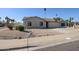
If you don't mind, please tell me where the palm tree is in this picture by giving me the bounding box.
[0,17,1,21]
[53,17,64,22]
[65,19,69,26]
[5,16,10,26]
[65,17,74,27]
[11,19,15,23]
[0,17,2,23]
[11,19,15,27]
[69,17,74,27]
[5,16,15,30]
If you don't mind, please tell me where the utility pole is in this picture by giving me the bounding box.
[44,8,46,18]
[56,13,58,17]
[44,8,48,33]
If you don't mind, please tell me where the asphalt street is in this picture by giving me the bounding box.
[34,40,79,51]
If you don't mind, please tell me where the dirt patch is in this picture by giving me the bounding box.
[0,28,62,39]
[0,28,28,39]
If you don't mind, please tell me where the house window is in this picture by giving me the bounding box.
[40,22,43,26]
[28,21,32,26]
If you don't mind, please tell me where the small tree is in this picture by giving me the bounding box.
[5,16,15,30]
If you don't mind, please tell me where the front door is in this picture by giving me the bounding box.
[46,22,48,28]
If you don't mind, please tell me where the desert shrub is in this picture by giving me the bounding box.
[15,26,19,30]
[8,24,14,30]
[16,25,24,31]
[8,26,13,30]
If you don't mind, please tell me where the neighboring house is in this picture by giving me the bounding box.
[23,16,66,29]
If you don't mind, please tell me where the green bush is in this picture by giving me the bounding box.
[16,25,24,31]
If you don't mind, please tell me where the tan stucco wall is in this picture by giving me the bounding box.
[23,17,46,29]
[23,17,62,29]
[48,22,61,28]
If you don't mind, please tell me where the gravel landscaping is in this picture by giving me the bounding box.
[0,28,62,39]
[0,28,28,39]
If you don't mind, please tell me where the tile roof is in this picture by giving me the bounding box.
[23,16,55,21]
[23,16,65,23]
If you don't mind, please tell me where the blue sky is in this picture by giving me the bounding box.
[0,8,79,22]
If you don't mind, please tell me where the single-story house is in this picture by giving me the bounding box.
[23,16,66,29]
